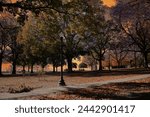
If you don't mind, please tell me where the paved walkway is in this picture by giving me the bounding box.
[0,74,150,100]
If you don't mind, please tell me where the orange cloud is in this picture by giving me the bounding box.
[102,0,116,7]
[11,0,116,7]
[11,0,16,3]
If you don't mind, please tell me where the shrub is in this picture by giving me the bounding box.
[79,63,88,68]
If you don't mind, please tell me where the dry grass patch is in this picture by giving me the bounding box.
[8,84,33,93]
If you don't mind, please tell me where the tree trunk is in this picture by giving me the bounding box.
[22,65,26,73]
[28,65,30,72]
[67,57,73,72]
[23,65,25,71]
[42,66,44,72]
[11,38,17,75]
[31,64,34,73]
[22,65,25,75]
[12,58,16,75]
[108,52,111,71]
[90,65,93,71]
[99,58,102,71]
[56,67,58,72]
[143,52,148,68]
[117,60,121,68]
[52,64,55,72]
[0,54,2,76]
[134,51,137,68]
[98,50,103,71]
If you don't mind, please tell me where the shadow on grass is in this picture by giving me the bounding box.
[62,82,150,100]
[64,69,150,77]
[1,68,150,78]
[46,68,150,78]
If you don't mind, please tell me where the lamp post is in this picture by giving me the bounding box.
[59,36,66,86]
[58,13,68,86]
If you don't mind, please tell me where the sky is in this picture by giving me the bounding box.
[102,0,116,7]
[11,0,116,7]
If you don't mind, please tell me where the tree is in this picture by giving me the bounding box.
[63,31,84,72]
[0,0,73,72]
[17,14,43,73]
[0,0,65,12]
[110,36,129,67]
[36,11,68,73]
[1,0,54,75]
[0,12,16,75]
[17,12,62,73]
[79,63,88,70]
[79,0,112,71]
[82,55,97,71]
[0,24,9,76]
[1,0,88,74]
[47,41,62,72]
[109,26,130,67]
[72,62,77,69]
[112,0,150,68]
[37,10,84,73]
[55,6,86,72]
[9,26,20,74]
[16,43,27,72]
[37,1,88,73]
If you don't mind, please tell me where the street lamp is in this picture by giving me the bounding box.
[59,33,66,86]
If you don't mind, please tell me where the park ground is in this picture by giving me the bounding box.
[0,69,150,100]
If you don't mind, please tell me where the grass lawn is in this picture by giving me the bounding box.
[0,70,150,100]
[20,77,150,100]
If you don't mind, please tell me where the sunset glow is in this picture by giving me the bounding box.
[11,0,16,3]
[102,0,116,7]
[11,0,116,7]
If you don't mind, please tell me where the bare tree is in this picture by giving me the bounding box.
[82,55,97,71]
[112,0,150,68]
[110,37,129,67]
